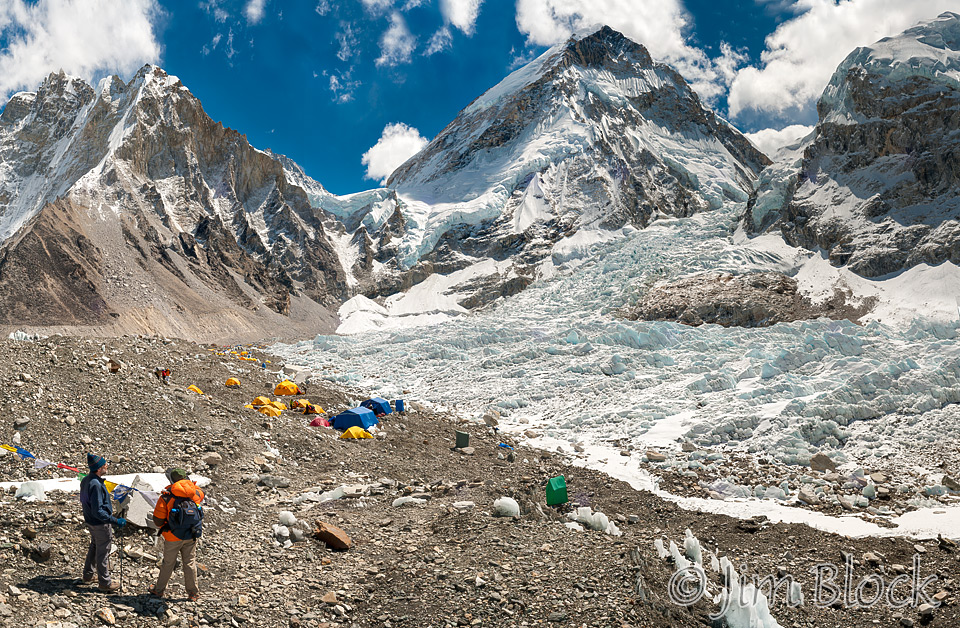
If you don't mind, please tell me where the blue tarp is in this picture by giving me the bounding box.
[360,397,392,416]
[332,406,379,431]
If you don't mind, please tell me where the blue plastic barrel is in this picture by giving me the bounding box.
[394,399,405,412]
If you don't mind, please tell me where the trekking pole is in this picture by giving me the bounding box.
[118,529,124,593]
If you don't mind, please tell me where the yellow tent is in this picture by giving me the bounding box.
[291,399,310,409]
[269,401,287,411]
[251,396,271,406]
[257,405,282,418]
[340,426,373,439]
[274,380,300,396]
[225,378,241,388]
[187,385,203,395]
[243,404,254,409]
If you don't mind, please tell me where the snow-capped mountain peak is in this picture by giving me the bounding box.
[319,26,770,315]
[819,11,960,125]
[746,11,960,279]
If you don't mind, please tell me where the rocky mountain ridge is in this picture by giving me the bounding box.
[744,11,960,278]
[0,66,346,342]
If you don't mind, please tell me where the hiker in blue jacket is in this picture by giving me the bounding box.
[79,454,126,591]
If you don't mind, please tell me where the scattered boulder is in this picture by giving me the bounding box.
[97,607,117,625]
[201,452,223,466]
[259,475,290,488]
[809,452,837,472]
[313,521,351,550]
[798,488,819,505]
[121,475,160,529]
[938,535,957,552]
[645,451,667,463]
[738,518,764,533]
[28,542,52,562]
[863,552,881,566]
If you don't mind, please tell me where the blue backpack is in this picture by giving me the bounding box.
[166,495,203,540]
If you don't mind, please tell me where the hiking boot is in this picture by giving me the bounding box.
[81,575,95,584]
[187,592,200,602]
[98,582,121,593]
[149,585,164,598]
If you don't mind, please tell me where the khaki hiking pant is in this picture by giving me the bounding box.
[154,537,198,597]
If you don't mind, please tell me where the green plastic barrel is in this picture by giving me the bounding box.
[546,475,568,506]
[455,431,470,449]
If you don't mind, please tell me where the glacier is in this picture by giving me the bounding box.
[272,199,960,487]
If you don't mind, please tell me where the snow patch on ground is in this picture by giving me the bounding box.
[337,259,513,334]
[0,472,211,496]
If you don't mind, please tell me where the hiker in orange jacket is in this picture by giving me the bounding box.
[149,468,205,601]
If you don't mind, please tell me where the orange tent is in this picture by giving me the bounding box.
[258,405,282,418]
[340,426,372,439]
[274,380,300,396]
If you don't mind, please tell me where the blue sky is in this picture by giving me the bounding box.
[0,0,955,194]
[154,0,788,193]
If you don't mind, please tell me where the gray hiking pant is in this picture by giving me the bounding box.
[83,523,113,586]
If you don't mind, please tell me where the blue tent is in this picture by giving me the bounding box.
[360,397,392,416]
[332,407,378,431]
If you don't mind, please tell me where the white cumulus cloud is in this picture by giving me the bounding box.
[512,0,746,105]
[727,0,959,122]
[744,124,814,157]
[244,0,267,24]
[376,12,417,67]
[440,0,483,35]
[0,0,162,103]
[361,122,429,184]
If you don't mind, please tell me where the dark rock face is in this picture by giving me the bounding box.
[623,272,875,328]
[0,200,110,326]
[745,12,960,278]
